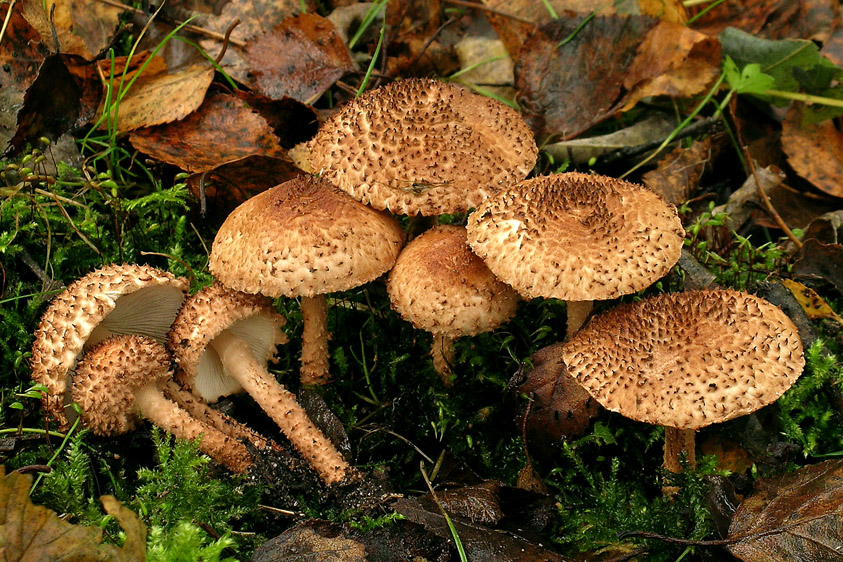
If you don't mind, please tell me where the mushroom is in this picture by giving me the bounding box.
[168,282,351,485]
[306,78,538,216]
[71,335,253,473]
[30,264,189,429]
[466,172,685,338]
[209,174,405,385]
[562,289,805,475]
[387,225,519,384]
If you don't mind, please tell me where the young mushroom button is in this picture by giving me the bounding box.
[306,78,538,216]
[209,174,404,386]
[466,172,685,338]
[387,225,519,384]
[562,289,805,475]
[71,335,253,473]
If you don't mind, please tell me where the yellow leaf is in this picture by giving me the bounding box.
[782,278,843,324]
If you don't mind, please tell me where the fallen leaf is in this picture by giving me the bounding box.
[621,21,721,111]
[699,435,755,474]
[728,459,843,562]
[512,342,599,459]
[234,91,319,149]
[96,58,214,132]
[454,36,515,100]
[690,0,835,42]
[793,239,843,293]
[803,211,843,245]
[0,467,145,561]
[431,481,504,526]
[712,165,786,230]
[642,136,713,205]
[782,278,843,324]
[194,0,315,85]
[252,519,366,562]
[394,496,575,562]
[516,13,658,142]
[42,0,122,59]
[545,113,676,165]
[129,90,286,173]
[186,155,302,222]
[782,105,843,199]
[246,13,353,104]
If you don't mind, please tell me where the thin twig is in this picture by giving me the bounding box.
[94,0,246,47]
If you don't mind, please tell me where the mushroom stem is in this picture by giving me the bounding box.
[163,381,272,451]
[663,427,696,473]
[565,300,593,340]
[300,294,331,386]
[134,384,253,473]
[210,329,350,484]
[431,333,456,386]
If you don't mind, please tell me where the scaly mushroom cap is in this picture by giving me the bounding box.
[71,335,172,435]
[307,78,538,216]
[168,282,288,402]
[209,175,405,298]
[30,264,188,428]
[387,225,519,337]
[562,290,805,431]
[466,173,685,302]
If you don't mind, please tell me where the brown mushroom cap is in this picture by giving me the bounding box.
[387,225,519,338]
[167,282,287,402]
[466,173,685,302]
[562,289,805,431]
[307,78,538,216]
[30,264,188,428]
[71,335,174,435]
[209,174,405,298]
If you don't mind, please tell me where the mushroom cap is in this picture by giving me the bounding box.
[307,78,538,216]
[168,282,288,402]
[387,225,519,337]
[466,173,685,302]
[30,264,188,428]
[562,289,805,431]
[71,335,172,435]
[209,175,405,298]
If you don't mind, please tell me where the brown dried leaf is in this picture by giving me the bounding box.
[782,279,843,324]
[0,467,145,561]
[186,155,302,222]
[516,14,658,142]
[642,137,712,205]
[253,519,366,562]
[129,91,286,172]
[728,459,843,562]
[246,14,353,104]
[44,0,122,59]
[689,0,836,42]
[793,239,843,293]
[513,342,600,459]
[97,58,214,132]
[699,435,754,474]
[803,211,843,245]
[782,105,843,199]
[621,21,721,111]
[430,481,504,526]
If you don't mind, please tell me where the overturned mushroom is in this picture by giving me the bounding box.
[563,289,805,475]
[71,335,253,473]
[467,172,684,338]
[30,264,188,429]
[387,225,519,384]
[168,282,351,485]
[307,78,538,216]
[209,174,404,385]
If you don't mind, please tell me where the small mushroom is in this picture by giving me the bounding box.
[30,264,189,429]
[307,78,538,216]
[168,282,351,485]
[71,335,253,473]
[209,174,405,385]
[466,172,685,338]
[562,289,805,475]
[387,225,519,384]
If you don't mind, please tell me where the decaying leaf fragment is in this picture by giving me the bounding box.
[642,137,712,205]
[252,519,366,562]
[0,467,146,561]
[782,105,843,199]
[728,459,843,562]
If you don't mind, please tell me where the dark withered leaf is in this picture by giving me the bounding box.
[792,239,843,294]
[253,519,366,562]
[728,459,843,562]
